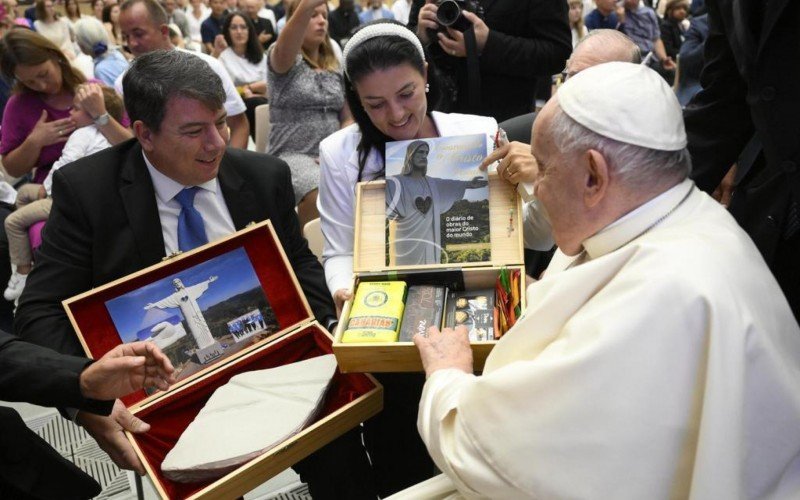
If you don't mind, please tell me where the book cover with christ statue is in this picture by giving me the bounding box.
[104,247,279,389]
[385,134,492,267]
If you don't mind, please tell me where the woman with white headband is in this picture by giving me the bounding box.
[317,20,497,497]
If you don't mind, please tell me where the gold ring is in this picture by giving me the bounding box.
[58,129,63,135]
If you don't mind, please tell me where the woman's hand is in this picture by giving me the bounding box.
[29,110,75,148]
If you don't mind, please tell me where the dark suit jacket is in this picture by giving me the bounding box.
[683,0,799,315]
[409,0,572,122]
[14,139,336,356]
[0,331,113,499]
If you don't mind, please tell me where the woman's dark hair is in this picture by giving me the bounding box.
[344,20,443,181]
[222,12,263,65]
[102,4,120,41]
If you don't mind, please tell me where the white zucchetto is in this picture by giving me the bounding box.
[557,62,687,151]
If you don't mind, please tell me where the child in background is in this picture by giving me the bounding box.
[3,84,124,300]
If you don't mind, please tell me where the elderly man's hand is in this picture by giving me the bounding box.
[414,325,473,378]
[481,141,540,185]
[80,341,175,401]
[77,400,150,475]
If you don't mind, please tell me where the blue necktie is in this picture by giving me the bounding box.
[174,187,209,251]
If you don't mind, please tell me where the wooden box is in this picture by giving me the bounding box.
[65,221,382,499]
[333,172,526,373]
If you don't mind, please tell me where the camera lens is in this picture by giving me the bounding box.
[436,0,461,26]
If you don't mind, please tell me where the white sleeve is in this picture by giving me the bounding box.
[522,199,555,251]
[318,140,356,296]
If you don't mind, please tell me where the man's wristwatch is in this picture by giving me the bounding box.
[93,112,110,126]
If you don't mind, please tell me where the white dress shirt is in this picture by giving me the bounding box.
[143,152,236,255]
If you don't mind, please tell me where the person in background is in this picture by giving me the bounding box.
[2,0,32,28]
[102,3,124,47]
[184,0,209,49]
[63,0,84,27]
[584,0,619,31]
[3,85,123,301]
[568,0,587,48]
[219,12,268,139]
[359,0,392,23]
[659,0,688,64]
[74,17,129,86]
[92,0,105,21]
[0,332,174,499]
[412,0,572,122]
[268,0,349,225]
[162,0,191,41]
[327,0,359,45]
[617,0,675,77]
[675,12,706,107]
[200,0,227,54]
[118,0,250,148]
[34,0,74,58]
[0,30,130,182]
[244,0,276,49]
[391,0,412,25]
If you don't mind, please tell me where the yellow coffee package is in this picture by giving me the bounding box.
[342,282,407,343]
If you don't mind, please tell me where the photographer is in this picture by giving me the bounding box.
[410,0,571,122]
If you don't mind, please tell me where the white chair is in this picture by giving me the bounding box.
[303,218,324,263]
[254,103,271,153]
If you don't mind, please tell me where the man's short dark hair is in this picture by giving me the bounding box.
[120,0,169,26]
[122,50,225,132]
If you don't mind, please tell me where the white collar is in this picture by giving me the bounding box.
[142,151,219,205]
[582,178,695,260]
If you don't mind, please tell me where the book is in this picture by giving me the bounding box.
[342,281,407,343]
[384,134,492,267]
[399,285,447,342]
[445,289,495,341]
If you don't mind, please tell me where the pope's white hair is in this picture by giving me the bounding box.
[549,105,691,189]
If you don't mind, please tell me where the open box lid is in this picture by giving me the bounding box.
[353,172,525,274]
[64,220,315,410]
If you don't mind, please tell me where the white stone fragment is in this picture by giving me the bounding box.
[161,354,338,483]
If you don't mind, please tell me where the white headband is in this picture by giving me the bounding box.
[342,23,426,79]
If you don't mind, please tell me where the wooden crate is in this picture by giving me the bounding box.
[65,221,382,499]
[333,173,526,373]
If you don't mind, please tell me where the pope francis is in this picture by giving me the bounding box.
[398,63,800,499]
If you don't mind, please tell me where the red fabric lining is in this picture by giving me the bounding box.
[66,225,311,406]
[132,325,376,499]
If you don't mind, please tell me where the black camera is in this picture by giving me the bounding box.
[436,0,485,32]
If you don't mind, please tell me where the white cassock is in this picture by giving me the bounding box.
[399,179,800,499]
[386,175,470,266]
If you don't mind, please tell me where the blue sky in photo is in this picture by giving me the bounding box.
[385,134,490,202]
[106,247,263,343]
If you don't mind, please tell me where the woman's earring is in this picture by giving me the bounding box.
[425,83,430,93]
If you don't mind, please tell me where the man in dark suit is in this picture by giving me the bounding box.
[0,332,174,499]
[410,0,572,122]
[14,50,374,498]
[683,0,800,321]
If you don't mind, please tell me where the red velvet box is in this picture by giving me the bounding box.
[64,221,383,499]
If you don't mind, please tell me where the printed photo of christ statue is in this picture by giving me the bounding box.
[385,134,492,266]
[104,247,279,387]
